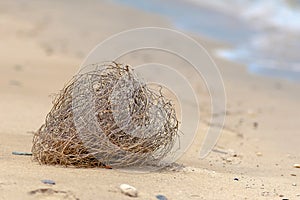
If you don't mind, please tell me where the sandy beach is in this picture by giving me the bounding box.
[0,1,300,199]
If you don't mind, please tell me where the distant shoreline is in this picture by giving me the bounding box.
[112,0,300,82]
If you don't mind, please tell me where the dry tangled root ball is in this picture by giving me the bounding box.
[32,62,179,168]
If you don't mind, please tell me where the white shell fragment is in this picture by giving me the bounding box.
[120,184,138,197]
[294,164,300,168]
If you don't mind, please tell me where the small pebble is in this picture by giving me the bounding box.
[156,194,168,200]
[234,178,239,181]
[293,164,300,168]
[12,152,32,156]
[292,183,297,186]
[290,174,297,176]
[256,152,263,156]
[41,179,56,185]
[120,184,138,197]
[253,122,258,129]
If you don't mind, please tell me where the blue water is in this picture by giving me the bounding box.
[113,0,300,81]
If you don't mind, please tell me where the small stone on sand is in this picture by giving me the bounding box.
[256,152,263,156]
[41,179,56,185]
[120,184,138,197]
[12,152,32,156]
[156,194,168,200]
[293,164,300,168]
[253,122,258,129]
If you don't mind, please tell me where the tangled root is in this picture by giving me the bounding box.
[32,62,179,168]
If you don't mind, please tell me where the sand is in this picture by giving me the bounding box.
[0,0,300,199]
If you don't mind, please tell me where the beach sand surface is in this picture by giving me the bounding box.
[0,1,300,199]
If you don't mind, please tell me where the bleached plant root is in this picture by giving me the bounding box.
[32,62,179,168]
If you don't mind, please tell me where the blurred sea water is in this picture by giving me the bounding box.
[113,0,300,81]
